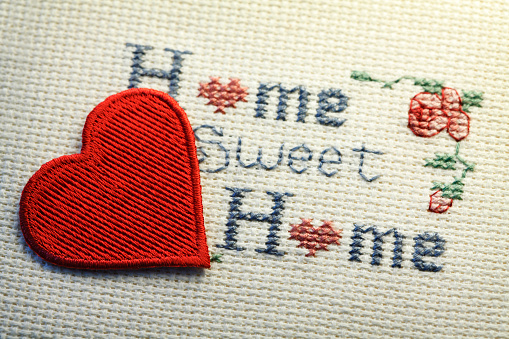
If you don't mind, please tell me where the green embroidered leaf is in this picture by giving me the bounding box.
[431,182,446,191]
[425,153,457,170]
[413,78,444,94]
[432,179,465,200]
[461,90,483,112]
[351,71,379,82]
[210,253,223,263]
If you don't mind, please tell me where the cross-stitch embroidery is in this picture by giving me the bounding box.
[351,71,483,213]
[122,44,450,272]
[288,219,342,257]
[198,77,248,114]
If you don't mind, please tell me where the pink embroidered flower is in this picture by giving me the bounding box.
[408,87,470,141]
[408,92,448,138]
[429,190,453,213]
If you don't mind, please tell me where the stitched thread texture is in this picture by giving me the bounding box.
[126,43,192,98]
[198,77,248,113]
[19,89,209,269]
[2,2,508,337]
[352,71,482,212]
[217,187,293,256]
[288,219,342,257]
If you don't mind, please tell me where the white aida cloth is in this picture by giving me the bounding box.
[0,0,508,338]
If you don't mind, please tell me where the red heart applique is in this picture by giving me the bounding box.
[20,88,210,269]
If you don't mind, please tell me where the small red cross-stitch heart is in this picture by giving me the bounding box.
[288,219,342,257]
[20,89,210,269]
[198,77,248,114]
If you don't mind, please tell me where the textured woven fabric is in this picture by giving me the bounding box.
[1,0,508,337]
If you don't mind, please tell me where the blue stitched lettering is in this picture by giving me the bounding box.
[412,232,445,272]
[393,230,404,268]
[349,224,404,267]
[255,84,309,122]
[255,192,294,256]
[217,188,253,251]
[193,125,229,173]
[126,43,192,98]
[315,88,348,127]
[318,147,342,177]
[288,144,312,174]
[352,144,383,182]
[236,138,284,170]
[217,188,293,256]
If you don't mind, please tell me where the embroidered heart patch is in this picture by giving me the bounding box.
[20,88,210,269]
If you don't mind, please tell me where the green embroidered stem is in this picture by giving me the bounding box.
[352,71,484,110]
[351,71,444,93]
[455,143,475,178]
[210,253,223,263]
[381,76,419,89]
[428,143,475,200]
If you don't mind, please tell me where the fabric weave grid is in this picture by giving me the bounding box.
[1,0,508,338]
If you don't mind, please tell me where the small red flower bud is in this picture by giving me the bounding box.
[429,190,453,213]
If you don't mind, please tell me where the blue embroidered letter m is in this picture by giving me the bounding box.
[348,224,404,268]
[255,83,309,122]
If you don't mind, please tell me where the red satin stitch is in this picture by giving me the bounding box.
[20,88,210,269]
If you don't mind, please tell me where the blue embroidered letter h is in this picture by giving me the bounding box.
[217,187,293,256]
[126,43,192,98]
